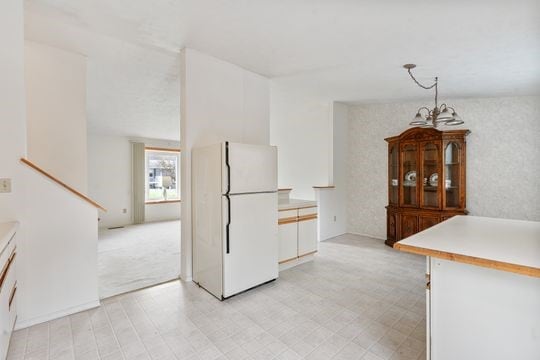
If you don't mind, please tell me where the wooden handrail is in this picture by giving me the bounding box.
[20,158,107,212]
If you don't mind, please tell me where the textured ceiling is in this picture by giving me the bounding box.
[25,0,540,138]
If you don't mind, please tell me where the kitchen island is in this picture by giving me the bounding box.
[395,215,540,360]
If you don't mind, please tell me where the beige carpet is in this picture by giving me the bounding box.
[98,220,181,298]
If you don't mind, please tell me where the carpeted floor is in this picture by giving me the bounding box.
[98,220,181,298]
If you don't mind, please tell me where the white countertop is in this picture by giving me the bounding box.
[395,216,540,277]
[0,221,19,256]
[278,198,317,211]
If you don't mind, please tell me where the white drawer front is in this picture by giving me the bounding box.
[298,207,317,217]
[278,209,297,220]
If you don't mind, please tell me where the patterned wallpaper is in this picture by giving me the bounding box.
[347,96,540,239]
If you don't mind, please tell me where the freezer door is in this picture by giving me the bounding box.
[222,192,278,298]
[223,143,277,194]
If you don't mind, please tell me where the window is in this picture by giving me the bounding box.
[145,148,180,202]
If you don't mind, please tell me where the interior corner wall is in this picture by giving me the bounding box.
[347,96,540,240]
[0,0,26,222]
[87,134,181,228]
[25,41,88,192]
[87,134,132,228]
[269,88,332,200]
[180,48,270,280]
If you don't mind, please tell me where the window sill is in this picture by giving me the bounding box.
[145,200,181,205]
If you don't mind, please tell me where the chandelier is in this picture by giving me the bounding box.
[403,64,464,128]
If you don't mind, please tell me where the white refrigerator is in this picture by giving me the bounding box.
[192,142,278,299]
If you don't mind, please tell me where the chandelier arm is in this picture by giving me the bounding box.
[417,107,431,115]
[407,68,437,90]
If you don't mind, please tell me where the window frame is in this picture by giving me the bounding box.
[144,147,181,204]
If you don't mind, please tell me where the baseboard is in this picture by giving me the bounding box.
[15,299,100,330]
[346,232,386,241]
[319,231,347,242]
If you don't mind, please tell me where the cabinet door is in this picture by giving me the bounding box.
[419,216,440,232]
[278,222,298,263]
[443,141,465,209]
[401,215,418,239]
[387,211,397,242]
[388,143,399,205]
[298,219,317,256]
[420,141,442,209]
[400,142,419,207]
[298,208,318,257]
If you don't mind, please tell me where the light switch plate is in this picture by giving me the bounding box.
[0,178,12,193]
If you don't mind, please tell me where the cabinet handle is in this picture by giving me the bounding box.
[298,214,317,222]
[9,282,17,310]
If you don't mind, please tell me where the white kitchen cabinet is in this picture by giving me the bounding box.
[0,223,18,360]
[277,206,318,269]
[297,208,318,257]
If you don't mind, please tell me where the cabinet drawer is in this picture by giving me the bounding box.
[278,209,297,223]
[0,247,16,298]
[298,207,317,217]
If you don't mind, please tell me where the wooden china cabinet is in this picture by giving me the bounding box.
[385,127,470,247]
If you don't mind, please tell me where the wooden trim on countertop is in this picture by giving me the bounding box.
[145,146,181,153]
[298,214,318,222]
[21,158,107,212]
[278,205,318,212]
[278,217,298,225]
[298,250,318,258]
[312,185,335,189]
[145,200,181,205]
[279,256,298,264]
[394,242,540,278]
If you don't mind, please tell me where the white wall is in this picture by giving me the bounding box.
[0,0,26,223]
[18,166,99,328]
[348,96,540,239]
[25,41,88,192]
[270,87,332,200]
[87,134,132,228]
[145,202,181,223]
[87,134,181,228]
[180,48,270,280]
[315,102,349,241]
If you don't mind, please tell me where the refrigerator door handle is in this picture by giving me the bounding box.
[225,141,231,194]
[225,194,231,254]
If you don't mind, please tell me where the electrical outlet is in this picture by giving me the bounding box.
[333,215,337,222]
[0,178,12,193]
[122,208,127,214]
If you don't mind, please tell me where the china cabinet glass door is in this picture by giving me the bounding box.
[422,142,440,208]
[389,145,398,204]
[445,142,460,208]
[401,143,417,206]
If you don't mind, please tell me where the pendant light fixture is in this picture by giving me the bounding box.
[403,64,464,128]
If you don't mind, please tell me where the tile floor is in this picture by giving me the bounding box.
[8,234,426,360]
[99,220,181,298]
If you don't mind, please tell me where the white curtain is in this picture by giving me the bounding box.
[132,142,145,224]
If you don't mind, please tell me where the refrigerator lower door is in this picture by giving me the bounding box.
[222,192,278,298]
